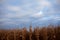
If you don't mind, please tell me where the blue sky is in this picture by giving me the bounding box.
[0,0,60,29]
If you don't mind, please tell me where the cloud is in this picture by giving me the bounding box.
[0,18,31,26]
[5,0,53,19]
[4,12,31,18]
[0,0,60,28]
[0,18,16,26]
[31,11,44,18]
[32,15,60,23]
[41,1,51,7]
[7,5,21,11]
[55,0,60,4]
[0,18,10,22]
[0,0,6,4]
[54,17,60,20]
[39,0,60,15]
[38,0,52,9]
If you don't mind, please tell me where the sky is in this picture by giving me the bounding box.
[0,0,60,29]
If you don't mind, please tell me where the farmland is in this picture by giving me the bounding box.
[0,25,60,40]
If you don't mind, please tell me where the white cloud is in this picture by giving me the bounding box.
[19,18,31,22]
[32,17,49,23]
[54,17,60,20]
[41,1,51,7]
[0,18,10,22]
[0,18,31,25]
[37,0,52,9]
[32,15,60,23]
[31,11,44,18]
[4,0,53,19]
[4,12,29,18]
[55,0,60,4]
[7,5,21,11]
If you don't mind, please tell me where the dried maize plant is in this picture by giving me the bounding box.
[0,30,3,40]
[55,26,60,40]
[40,27,47,40]
[0,25,60,40]
[0,30,1,40]
[47,26,55,40]
[0,30,7,40]
[20,30,22,40]
[6,30,9,40]
[29,25,32,40]
[34,27,40,40]
[51,27,56,40]
[22,27,27,40]
[15,30,22,40]
[53,27,56,40]
[7,30,14,40]
[13,30,16,40]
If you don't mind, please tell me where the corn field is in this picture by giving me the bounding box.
[0,25,60,40]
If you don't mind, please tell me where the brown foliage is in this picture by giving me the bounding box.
[0,25,60,40]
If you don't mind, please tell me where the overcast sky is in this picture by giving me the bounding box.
[0,0,60,29]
